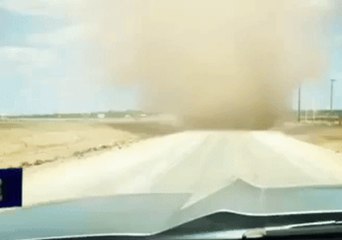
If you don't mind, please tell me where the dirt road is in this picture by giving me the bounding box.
[23,130,342,207]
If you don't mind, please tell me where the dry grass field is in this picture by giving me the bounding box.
[0,119,176,168]
[278,123,342,153]
[1,119,342,169]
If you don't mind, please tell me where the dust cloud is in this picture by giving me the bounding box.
[75,0,333,129]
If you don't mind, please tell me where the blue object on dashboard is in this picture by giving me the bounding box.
[0,168,22,208]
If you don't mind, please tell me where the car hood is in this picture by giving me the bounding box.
[1,179,342,240]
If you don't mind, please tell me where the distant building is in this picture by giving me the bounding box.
[97,113,106,119]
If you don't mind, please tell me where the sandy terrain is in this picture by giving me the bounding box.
[0,119,175,169]
[278,123,342,153]
[23,130,342,207]
[0,119,342,208]
[1,119,342,170]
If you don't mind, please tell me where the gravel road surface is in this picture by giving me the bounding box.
[23,131,342,207]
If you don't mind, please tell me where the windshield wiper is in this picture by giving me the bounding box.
[243,220,342,239]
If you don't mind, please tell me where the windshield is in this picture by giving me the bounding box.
[1,0,342,239]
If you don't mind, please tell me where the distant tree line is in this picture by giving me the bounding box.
[3,110,155,119]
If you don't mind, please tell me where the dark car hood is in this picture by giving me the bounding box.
[1,179,342,240]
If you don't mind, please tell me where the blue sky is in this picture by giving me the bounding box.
[0,0,341,115]
[0,0,139,115]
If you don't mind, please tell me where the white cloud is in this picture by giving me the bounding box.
[28,24,93,46]
[0,0,97,46]
[0,0,81,17]
[335,34,342,46]
[0,46,56,71]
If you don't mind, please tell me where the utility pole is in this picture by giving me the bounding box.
[311,98,316,123]
[330,79,336,111]
[297,86,301,122]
